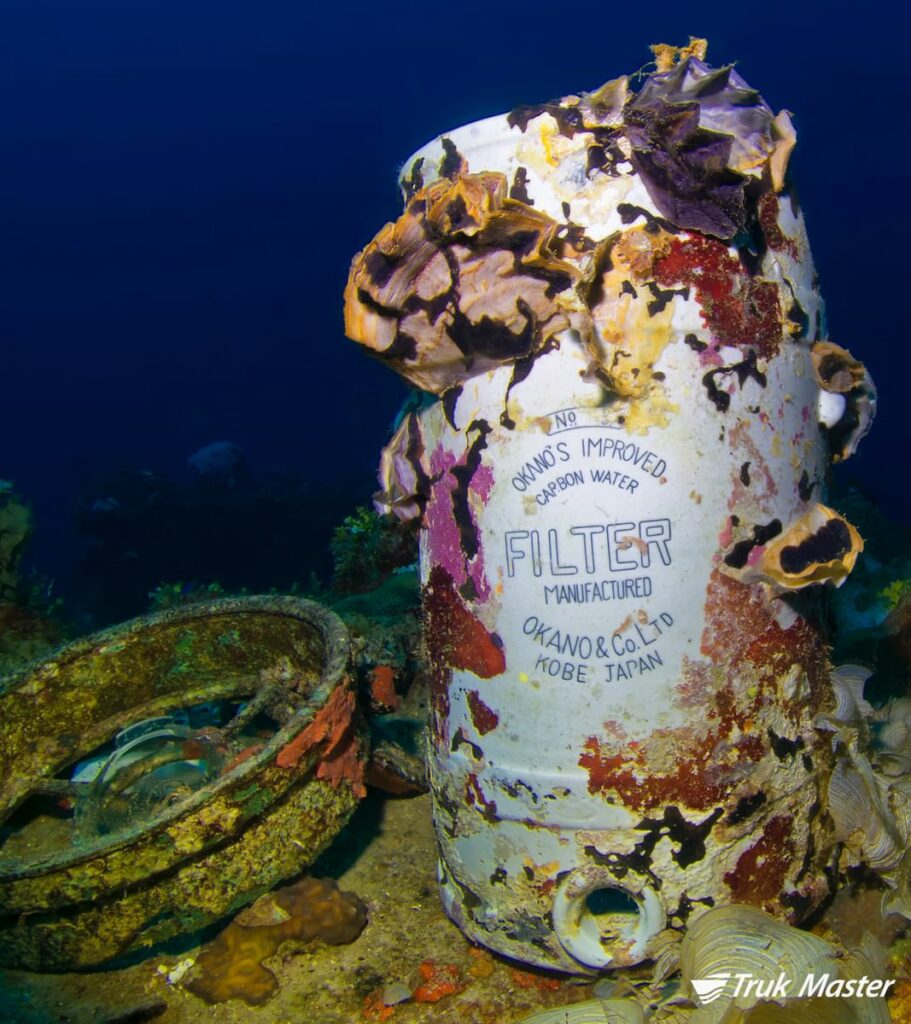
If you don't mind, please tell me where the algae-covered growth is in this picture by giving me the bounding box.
[0,485,31,601]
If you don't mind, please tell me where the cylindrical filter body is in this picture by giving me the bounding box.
[345,57,873,972]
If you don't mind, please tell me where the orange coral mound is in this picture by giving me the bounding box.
[185,876,367,1005]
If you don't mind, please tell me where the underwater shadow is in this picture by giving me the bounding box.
[310,788,388,879]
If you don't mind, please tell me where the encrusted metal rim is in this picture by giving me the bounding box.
[0,595,350,881]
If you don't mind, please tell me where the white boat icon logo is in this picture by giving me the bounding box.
[691,973,732,1004]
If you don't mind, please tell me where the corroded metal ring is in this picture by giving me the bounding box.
[0,596,364,970]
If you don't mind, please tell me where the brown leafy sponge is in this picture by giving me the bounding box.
[344,171,587,394]
[184,876,367,1005]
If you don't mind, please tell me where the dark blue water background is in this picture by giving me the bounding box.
[2,0,909,617]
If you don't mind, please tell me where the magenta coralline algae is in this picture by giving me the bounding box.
[425,447,491,603]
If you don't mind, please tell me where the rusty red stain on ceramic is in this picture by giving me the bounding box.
[675,658,714,709]
[577,729,762,812]
[703,571,827,712]
[575,564,829,811]
[466,690,499,735]
[535,876,557,897]
[723,814,795,908]
[423,565,506,678]
[654,234,782,358]
[757,193,797,257]
[466,772,498,821]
